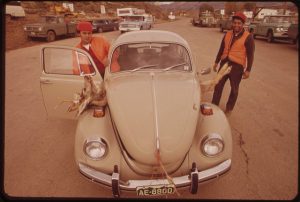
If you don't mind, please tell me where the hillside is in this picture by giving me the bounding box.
[160,1,297,13]
[5,1,170,51]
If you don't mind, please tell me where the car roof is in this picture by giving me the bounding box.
[112,30,189,48]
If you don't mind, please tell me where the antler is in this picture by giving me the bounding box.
[199,63,232,94]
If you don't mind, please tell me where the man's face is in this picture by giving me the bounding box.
[80,31,92,45]
[232,18,244,33]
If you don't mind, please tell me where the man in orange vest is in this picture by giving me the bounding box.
[73,21,116,78]
[212,12,255,116]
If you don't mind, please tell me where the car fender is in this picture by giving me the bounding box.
[74,108,122,174]
[188,102,232,171]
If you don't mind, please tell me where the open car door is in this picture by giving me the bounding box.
[40,46,102,119]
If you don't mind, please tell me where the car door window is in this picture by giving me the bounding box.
[43,47,96,75]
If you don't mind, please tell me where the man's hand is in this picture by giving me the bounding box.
[242,71,250,79]
[213,63,218,72]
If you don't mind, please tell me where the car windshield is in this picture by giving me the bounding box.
[269,16,292,23]
[110,43,192,73]
[40,16,57,23]
[124,16,144,22]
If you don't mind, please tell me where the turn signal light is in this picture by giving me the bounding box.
[93,107,105,118]
[200,104,213,115]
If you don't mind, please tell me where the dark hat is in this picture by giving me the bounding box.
[232,12,247,23]
[77,21,93,32]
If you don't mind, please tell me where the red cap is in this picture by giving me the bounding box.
[77,21,93,32]
[232,12,247,23]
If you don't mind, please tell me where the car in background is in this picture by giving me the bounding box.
[23,15,77,42]
[5,1,25,19]
[39,30,232,197]
[248,15,294,43]
[91,18,119,33]
[119,14,152,33]
[287,23,298,49]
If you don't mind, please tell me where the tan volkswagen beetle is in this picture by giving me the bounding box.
[40,30,232,197]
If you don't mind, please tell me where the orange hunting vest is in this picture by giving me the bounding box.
[73,36,110,75]
[221,30,250,68]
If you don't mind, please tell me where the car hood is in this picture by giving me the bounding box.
[105,72,200,165]
[24,23,44,27]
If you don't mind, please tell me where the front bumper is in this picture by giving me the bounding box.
[273,32,289,38]
[78,159,231,191]
[25,31,47,38]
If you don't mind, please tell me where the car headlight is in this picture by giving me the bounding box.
[201,133,224,157]
[38,27,42,31]
[83,137,108,160]
[276,27,283,32]
[24,27,27,31]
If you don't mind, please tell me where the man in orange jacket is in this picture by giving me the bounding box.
[73,21,120,78]
[212,12,255,116]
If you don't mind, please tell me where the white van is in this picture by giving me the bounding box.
[6,1,25,18]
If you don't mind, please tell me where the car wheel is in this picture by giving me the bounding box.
[189,162,198,194]
[98,27,103,33]
[267,31,274,43]
[46,31,56,42]
[220,27,224,32]
[6,14,11,21]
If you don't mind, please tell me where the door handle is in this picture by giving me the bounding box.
[40,79,53,84]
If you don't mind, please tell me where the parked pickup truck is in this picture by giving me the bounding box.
[218,17,232,32]
[119,14,152,33]
[192,15,217,27]
[91,18,119,33]
[287,23,298,48]
[23,15,77,42]
[248,15,295,43]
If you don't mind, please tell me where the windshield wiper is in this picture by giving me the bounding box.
[130,64,158,72]
[162,62,188,71]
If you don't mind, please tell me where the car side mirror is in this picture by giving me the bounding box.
[200,67,211,75]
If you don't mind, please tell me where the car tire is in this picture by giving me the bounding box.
[220,27,224,32]
[46,31,56,42]
[6,14,11,21]
[267,31,274,43]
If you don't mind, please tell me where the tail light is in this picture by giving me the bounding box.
[200,104,213,115]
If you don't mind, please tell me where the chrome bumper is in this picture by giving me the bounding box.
[273,32,289,38]
[78,159,231,191]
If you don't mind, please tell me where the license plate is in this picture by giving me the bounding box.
[31,32,36,35]
[136,184,175,196]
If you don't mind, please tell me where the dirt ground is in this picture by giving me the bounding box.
[4,18,298,199]
[5,14,45,51]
